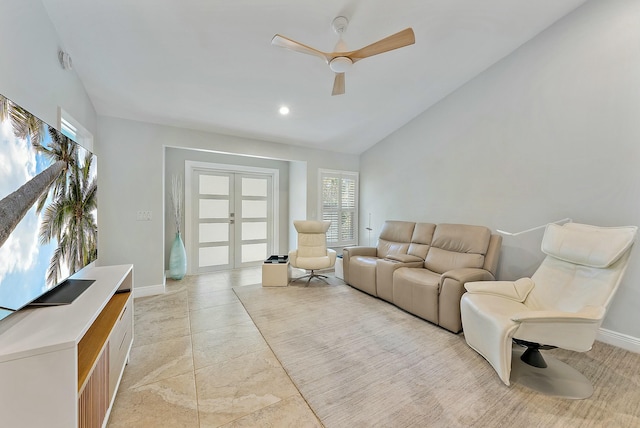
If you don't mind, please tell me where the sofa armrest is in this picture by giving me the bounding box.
[442,268,496,285]
[343,246,377,258]
[437,268,495,333]
[342,246,377,284]
[464,278,534,302]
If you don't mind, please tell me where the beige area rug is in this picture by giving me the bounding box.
[234,279,640,428]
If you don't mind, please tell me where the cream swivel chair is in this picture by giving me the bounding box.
[289,220,337,285]
[460,222,637,398]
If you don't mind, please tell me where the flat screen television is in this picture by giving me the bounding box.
[0,93,97,322]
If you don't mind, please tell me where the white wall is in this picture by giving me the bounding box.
[0,1,96,139]
[360,0,640,340]
[289,161,308,251]
[97,117,358,290]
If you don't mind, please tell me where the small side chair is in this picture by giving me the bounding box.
[289,220,336,285]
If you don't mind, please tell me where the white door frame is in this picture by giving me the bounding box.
[184,160,279,274]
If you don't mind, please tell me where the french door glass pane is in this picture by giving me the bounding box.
[242,222,267,240]
[199,200,229,219]
[199,246,229,267]
[242,243,267,263]
[242,177,267,197]
[242,200,267,218]
[191,169,273,272]
[200,175,229,195]
[199,223,228,243]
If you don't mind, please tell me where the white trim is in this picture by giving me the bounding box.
[133,283,166,298]
[184,160,279,274]
[597,327,640,353]
[57,107,94,152]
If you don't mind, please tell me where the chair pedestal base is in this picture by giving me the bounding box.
[289,270,329,286]
[511,346,593,399]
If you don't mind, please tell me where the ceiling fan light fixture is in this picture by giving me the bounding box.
[329,57,352,73]
[272,19,414,95]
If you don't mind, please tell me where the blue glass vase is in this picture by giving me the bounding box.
[169,232,187,280]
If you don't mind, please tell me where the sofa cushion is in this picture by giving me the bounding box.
[378,240,411,258]
[393,267,442,324]
[425,224,491,274]
[408,223,436,259]
[376,221,415,258]
[425,247,485,274]
[431,224,491,253]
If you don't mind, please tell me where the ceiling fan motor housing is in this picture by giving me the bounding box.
[329,56,353,73]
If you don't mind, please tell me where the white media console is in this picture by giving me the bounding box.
[0,264,134,428]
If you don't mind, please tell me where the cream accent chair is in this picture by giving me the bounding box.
[460,222,637,397]
[289,220,336,284]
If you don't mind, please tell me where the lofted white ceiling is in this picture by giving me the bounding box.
[41,0,589,154]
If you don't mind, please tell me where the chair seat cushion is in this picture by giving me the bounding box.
[292,255,334,270]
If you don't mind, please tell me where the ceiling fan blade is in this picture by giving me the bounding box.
[271,34,330,63]
[347,28,415,62]
[332,73,345,96]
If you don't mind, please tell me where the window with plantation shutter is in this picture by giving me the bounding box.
[319,169,358,247]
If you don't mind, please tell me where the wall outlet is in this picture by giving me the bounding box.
[136,210,152,221]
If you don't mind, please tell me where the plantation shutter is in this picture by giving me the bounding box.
[320,170,358,246]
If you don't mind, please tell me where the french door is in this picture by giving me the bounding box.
[188,168,274,273]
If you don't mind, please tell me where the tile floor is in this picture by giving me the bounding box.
[107,267,323,427]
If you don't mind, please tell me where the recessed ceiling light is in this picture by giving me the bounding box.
[279,106,290,115]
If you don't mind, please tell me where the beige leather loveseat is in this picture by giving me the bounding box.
[343,221,502,333]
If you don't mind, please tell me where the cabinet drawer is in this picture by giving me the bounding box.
[110,297,132,353]
[109,297,133,399]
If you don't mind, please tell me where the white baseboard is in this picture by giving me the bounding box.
[133,283,165,298]
[597,328,640,353]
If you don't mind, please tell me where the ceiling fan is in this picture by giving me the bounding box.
[272,16,415,96]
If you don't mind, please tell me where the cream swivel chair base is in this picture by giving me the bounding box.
[289,269,330,286]
[510,343,593,399]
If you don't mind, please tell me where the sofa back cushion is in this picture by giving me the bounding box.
[377,221,415,258]
[425,224,491,274]
[408,223,436,259]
